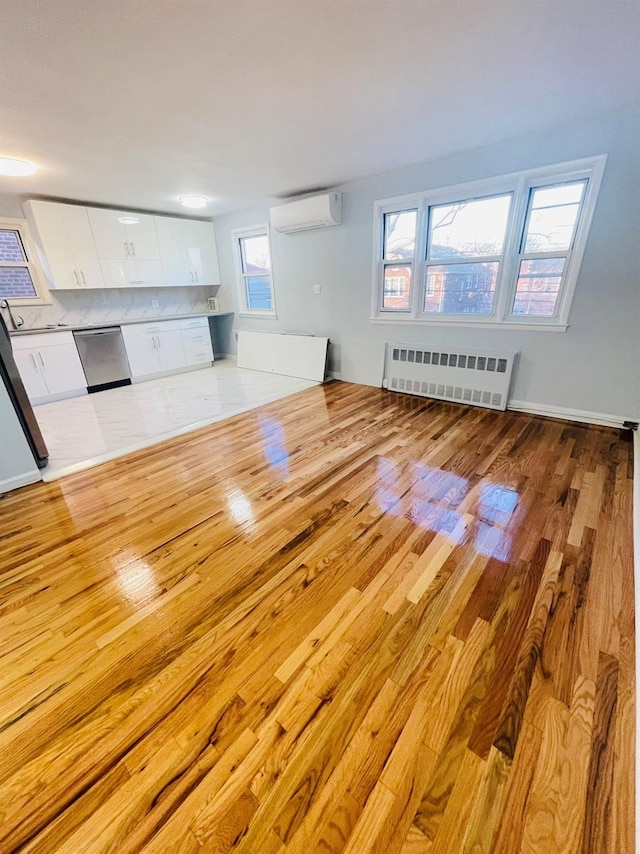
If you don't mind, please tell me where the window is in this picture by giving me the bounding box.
[232,224,276,316]
[0,218,49,305]
[371,156,606,329]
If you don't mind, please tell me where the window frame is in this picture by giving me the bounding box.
[0,217,50,306]
[370,155,607,331]
[231,223,277,318]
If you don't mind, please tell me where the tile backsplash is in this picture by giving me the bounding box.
[7,284,221,329]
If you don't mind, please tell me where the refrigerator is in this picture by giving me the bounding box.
[0,314,48,468]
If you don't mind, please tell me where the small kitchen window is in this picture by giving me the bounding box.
[232,224,276,317]
[0,218,49,305]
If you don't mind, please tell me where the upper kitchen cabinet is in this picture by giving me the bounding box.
[87,208,161,260]
[155,216,220,286]
[23,200,105,290]
[86,208,164,287]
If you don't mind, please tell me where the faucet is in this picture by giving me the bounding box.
[0,300,24,331]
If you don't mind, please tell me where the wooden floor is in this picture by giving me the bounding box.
[0,381,634,853]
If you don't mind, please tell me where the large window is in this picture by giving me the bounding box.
[371,156,605,329]
[0,218,48,305]
[232,224,276,316]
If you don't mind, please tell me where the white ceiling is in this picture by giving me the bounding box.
[1,0,638,216]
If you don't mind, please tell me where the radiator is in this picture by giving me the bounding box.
[384,343,517,411]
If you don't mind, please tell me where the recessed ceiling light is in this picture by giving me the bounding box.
[179,195,208,209]
[118,216,140,225]
[0,157,37,176]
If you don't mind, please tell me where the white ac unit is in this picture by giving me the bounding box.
[270,192,342,234]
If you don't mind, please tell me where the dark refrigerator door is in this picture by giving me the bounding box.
[0,315,48,467]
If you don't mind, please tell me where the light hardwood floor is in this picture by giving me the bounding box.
[0,381,634,852]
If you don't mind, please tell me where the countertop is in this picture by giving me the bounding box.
[9,312,233,337]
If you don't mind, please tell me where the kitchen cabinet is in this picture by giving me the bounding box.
[24,200,105,290]
[87,209,160,260]
[121,320,187,379]
[87,208,164,288]
[181,317,214,364]
[23,199,221,290]
[122,317,213,379]
[155,216,221,287]
[12,332,87,403]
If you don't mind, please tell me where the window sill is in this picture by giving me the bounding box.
[369,317,568,332]
[238,311,278,319]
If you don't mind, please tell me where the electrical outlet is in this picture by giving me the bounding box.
[313,285,321,295]
[151,299,160,309]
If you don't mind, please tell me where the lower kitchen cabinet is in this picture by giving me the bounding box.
[12,332,87,404]
[121,317,213,379]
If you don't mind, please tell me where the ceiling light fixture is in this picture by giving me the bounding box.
[179,195,208,209]
[0,157,37,176]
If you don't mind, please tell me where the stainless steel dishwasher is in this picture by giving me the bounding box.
[74,327,132,392]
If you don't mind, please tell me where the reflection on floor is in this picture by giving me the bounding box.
[36,361,317,480]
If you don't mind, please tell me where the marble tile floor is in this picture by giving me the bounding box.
[35,361,318,481]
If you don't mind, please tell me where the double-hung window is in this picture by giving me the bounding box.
[0,218,49,305]
[372,156,605,330]
[232,224,276,317]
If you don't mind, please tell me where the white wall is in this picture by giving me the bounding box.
[214,110,640,421]
[0,380,41,493]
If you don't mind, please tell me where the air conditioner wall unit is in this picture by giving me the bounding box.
[270,192,342,234]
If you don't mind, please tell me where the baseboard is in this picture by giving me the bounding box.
[0,469,42,494]
[131,362,213,384]
[326,371,342,381]
[32,387,87,406]
[507,399,637,429]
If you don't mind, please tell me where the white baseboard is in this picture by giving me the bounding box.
[32,387,87,406]
[131,362,212,384]
[326,371,342,381]
[508,399,637,429]
[0,469,42,494]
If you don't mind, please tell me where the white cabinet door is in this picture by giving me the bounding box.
[125,214,160,260]
[13,349,49,398]
[39,344,87,394]
[88,208,129,259]
[100,258,165,288]
[156,329,187,372]
[24,200,80,290]
[155,216,192,286]
[121,332,160,378]
[62,205,104,289]
[182,327,213,365]
[186,220,220,285]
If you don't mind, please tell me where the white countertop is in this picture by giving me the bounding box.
[9,311,233,337]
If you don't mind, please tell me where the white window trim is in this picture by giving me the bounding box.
[231,223,277,318]
[370,155,607,331]
[0,217,51,306]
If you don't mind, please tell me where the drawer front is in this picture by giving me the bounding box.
[179,316,208,330]
[122,319,183,337]
[183,329,213,365]
[11,331,76,351]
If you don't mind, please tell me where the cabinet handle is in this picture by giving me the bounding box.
[157,335,161,349]
[124,242,129,256]
[38,351,45,368]
[130,242,135,256]
[73,270,79,285]
[81,270,87,285]
[30,353,37,370]
[194,271,199,283]
[189,271,193,283]
[151,336,156,350]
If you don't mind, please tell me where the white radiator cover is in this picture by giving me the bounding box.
[384,343,517,411]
